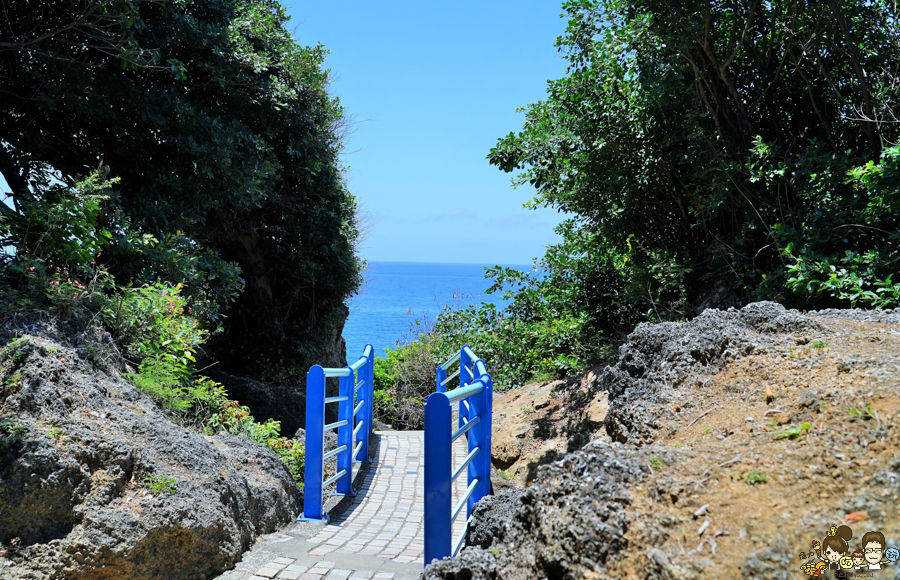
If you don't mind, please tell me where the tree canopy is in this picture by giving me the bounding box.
[490,0,900,322]
[1,0,361,379]
[410,0,900,387]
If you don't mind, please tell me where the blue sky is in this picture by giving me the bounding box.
[286,1,571,264]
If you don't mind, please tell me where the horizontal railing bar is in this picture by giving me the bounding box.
[452,447,480,483]
[439,350,461,371]
[353,419,364,438]
[349,356,368,372]
[452,415,480,443]
[323,469,348,487]
[355,378,366,392]
[324,395,349,404]
[452,528,466,557]
[322,367,352,377]
[440,368,461,386]
[353,399,365,416]
[464,364,474,379]
[461,399,470,412]
[323,444,348,460]
[451,478,479,523]
[474,360,487,376]
[353,439,363,461]
[324,419,348,431]
[446,381,485,404]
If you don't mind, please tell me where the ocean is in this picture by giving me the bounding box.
[341,261,529,362]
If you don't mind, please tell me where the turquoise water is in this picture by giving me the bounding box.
[342,261,528,362]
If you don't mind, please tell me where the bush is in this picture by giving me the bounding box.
[372,339,440,430]
[0,169,115,285]
[0,171,305,483]
[125,358,228,431]
[752,142,900,308]
[96,282,207,364]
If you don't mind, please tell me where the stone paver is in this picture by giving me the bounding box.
[218,431,470,580]
[303,431,468,564]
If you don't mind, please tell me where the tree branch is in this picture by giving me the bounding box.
[824,0,878,149]
[722,0,759,70]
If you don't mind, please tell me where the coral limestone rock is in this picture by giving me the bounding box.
[0,322,301,580]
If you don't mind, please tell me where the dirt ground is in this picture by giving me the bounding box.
[489,312,900,579]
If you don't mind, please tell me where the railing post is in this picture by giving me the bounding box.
[436,364,447,394]
[459,346,471,427]
[368,347,375,434]
[472,359,490,507]
[477,374,493,504]
[356,354,370,463]
[465,378,490,518]
[424,392,452,565]
[336,368,354,496]
[300,365,326,521]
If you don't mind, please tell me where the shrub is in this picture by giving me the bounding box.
[125,358,229,431]
[1,169,115,286]
[750,145,900,309]
[144,474,177,494]
[0,419,27,451]
[92,282,207,365]
[372,339,440,430]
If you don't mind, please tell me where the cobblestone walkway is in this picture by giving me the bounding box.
[218,431,468,580]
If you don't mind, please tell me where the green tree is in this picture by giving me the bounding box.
[0,0,361,379]
[489,0,899,317]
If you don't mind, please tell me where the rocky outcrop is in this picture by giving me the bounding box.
[0,317,301,579]
[463,489,523,550]
[319,303,350,370]
[425,442,678,579]
[428,303,900,579]
[600,302,823,445]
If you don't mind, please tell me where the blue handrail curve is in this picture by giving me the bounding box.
[299,344,375,522]
[424,345,493,565]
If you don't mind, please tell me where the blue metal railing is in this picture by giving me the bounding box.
[299,344,375,522]
[424,345,493,565]
[436,345,487,429]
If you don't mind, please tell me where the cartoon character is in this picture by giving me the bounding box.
[821,525,854,572]
[839,556,854,570]
[862,530,886,569]
[851,550,865,570]
[808,540,823,562]
[800,561,828,576]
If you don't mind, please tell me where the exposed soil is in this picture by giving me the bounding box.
[490,377,608,488]
[427,303,900,580]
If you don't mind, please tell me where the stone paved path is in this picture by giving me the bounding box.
[217,431,469,580]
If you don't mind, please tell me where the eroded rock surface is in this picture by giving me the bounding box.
[601,302,824,445]
[0,318,301,579]
[427,443,679,580]
[428,303,900,580]
[463,489,523,550]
